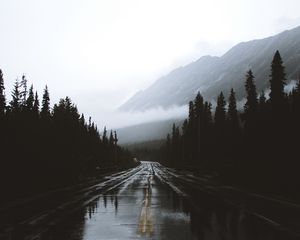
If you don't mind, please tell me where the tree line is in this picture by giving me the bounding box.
[160,51,300,197]
[0,72,135,201]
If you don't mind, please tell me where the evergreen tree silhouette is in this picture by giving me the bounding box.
[188,101,195,126]
[33,91,40,117]
[41,86,50,119]
[114,131,118,145]
[203,102,213,129]
[102,126,108,145]
[159,51,300,197]
[26,85,35,112]
[186,101,196,163]
[0,69,5,117]
[109,130,114,146]
[244,70,258,116]
[214,91,226,132]
[79,113,85,128]
[0,74,134,200]
[20,74,28,107]
[243,70,258,135]
[227,88,239,131]
[226,88,241,170]
[194,92,204,160]
[269,50,286,112]
[10,79,22,114]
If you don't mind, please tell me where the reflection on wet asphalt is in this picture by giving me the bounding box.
[0,162,299,240]
[82,164,193,240]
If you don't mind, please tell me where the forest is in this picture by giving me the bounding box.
[160,51,300,199]
[0,73,136,202]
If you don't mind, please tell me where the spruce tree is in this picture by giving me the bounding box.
[114,131,118,145]
[269,51,286,111]
[227,88,239,132]
[227,89,238,123]
[109,130,114,146]
[102,126,108,145]
[194,92,204,158]
[214,92,227,162]
[0,69,6,117]
[243,70,259,146]
[215,92,226,131]
[79,113,85,128]
[33,91,40,116]
[244,70,258,118]
[20,74,28,107]
[204,102,212,127]
[41,85,50,119]
[26,85,35,112]
[188,101,195,125]
[194,92,204,120]
[10,79,22,114]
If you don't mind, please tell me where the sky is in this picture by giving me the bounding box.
[1,0,300,129]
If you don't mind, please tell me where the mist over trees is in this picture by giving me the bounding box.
[160,51,300,197]
[0,72,135,201]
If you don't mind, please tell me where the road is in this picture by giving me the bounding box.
[0,162,299,240]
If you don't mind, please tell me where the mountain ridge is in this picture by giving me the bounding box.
[120,26,300,111]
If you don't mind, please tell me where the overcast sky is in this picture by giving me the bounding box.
[1,0,300,128]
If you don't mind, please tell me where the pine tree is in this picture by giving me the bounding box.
[109,130,114,146]
[26,85,34,112]
[79,113,85,128]
[227,89,238,122]
[0,69,6,117]
[244,70,258,118]
[33,91,40,116]
[10,79,22,114]
[41,85,50,119]
[204,102,212,127]
[269,51,286,112]
[215,92,226,131]
[188,101,195,125]
[114,131,118,146]
[194,92,204,120]
[194,92,204,159]
[20,74,28,107]
[102,126,108,145]
[227,88,239,132]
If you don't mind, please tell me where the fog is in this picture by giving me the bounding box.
[92,106,188,130]
[1,0,300,129]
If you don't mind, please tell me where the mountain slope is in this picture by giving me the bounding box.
[116,119,184,144]
[120,26,300,111]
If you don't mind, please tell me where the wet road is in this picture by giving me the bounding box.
[0,162,300,240]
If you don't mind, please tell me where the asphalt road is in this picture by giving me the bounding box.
[0,162,299,240]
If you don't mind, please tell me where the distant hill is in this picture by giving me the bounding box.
[120,26,300,111]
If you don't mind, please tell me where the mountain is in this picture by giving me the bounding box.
[120,26,300,111]
[116,119,183,144]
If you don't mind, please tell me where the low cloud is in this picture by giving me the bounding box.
[94,105,188,130]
